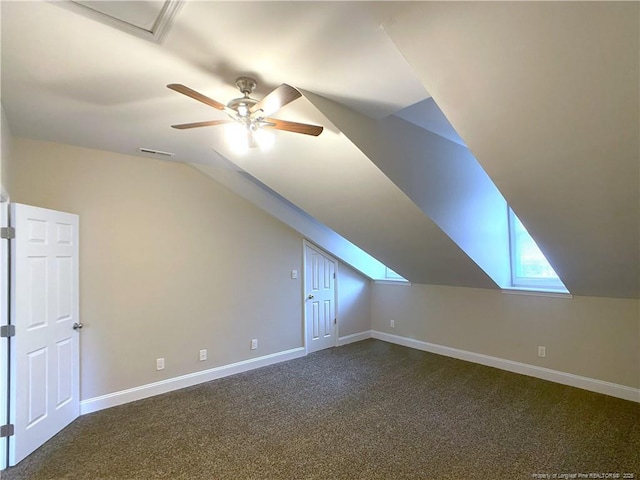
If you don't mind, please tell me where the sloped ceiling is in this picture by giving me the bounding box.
[305,91,511,288]
[207,97,497,289]
[375,2,639,298]
[1,1,638,298]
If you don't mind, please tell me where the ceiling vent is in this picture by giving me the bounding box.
[139,147,175,157]
[58,1,184,43]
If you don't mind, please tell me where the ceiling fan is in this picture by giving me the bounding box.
[167,77,323,149]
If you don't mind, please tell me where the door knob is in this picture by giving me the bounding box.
[73,322,83,330]
[308,294,314,300]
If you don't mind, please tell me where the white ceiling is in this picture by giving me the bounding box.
[1,1,428,167]
[380,1,639,298]
[2,1,638,298]
[71,1,168,31]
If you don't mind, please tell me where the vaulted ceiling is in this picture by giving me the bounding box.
[1,1,638,298]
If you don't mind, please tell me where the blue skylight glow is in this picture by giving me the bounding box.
[509,210,568,292]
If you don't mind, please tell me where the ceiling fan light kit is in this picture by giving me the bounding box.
[226,77,258,117]
[168,77,323,152]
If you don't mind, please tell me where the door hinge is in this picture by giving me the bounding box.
[334,318,337,325]
[0,325,15,338]
[0,227,15,239]
[0,424,14,438]
[333,272,336,279]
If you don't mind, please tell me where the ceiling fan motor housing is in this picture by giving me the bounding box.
[229,77,259,116]
[235,77,257,96]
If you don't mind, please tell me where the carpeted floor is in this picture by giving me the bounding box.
[3,339,639,479]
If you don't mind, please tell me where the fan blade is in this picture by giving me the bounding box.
[171,119,232,130]
[250,84,301,117]
[167,84,228,111]
[264,118,323,136]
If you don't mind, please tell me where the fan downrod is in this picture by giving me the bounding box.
[235,77,257,97]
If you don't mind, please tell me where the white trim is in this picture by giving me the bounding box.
[335,261,340,347]
[63,330,640,421]
[384,267,408,282]
[56,1,184,44]
[374,280,411,286]
[508,208,568,292]
[371,331,639,403]
[301,240,308,354]
[338,330,372,346]
[303,240,339,354]
[0,200,8,471]
[80,347,305,415]
[502,288,573,299]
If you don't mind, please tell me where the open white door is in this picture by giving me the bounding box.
[304,242,337,353]
[9,204,80,466]
[0,196,9,471]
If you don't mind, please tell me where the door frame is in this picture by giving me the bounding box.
[302,239,339,354]
[0,190,9,471]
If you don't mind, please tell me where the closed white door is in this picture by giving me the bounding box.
[9,204,80,466]
[304,243,337,353]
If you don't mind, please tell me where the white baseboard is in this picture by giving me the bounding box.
[371,330,640,403]
[338,330,372,346]
[81,331,639,416]
[80,347,306,415]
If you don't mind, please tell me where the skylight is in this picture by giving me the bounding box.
[508,209,568,292]
[384,267,408,282]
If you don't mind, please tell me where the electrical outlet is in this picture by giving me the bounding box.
[251,339,258,350]
[538,346,546,358]
[199,349,207,361]
[291,269,298,279]
[156,358,165,370]
[390,319,395,328]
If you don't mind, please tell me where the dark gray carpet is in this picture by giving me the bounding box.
[3,339,639,479]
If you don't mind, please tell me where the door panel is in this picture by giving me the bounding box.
[56,338,73,407]
[305,243,337,353]
[10,204,80,466]
[27,349,48,427]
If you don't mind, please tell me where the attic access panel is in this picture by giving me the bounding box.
[60,1,183,43]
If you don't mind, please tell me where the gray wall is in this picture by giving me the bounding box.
[372,283,639,388]
[338,263,371,337]
[8,137,371,400]
[6,134,637,405]
[1,106,13,196]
